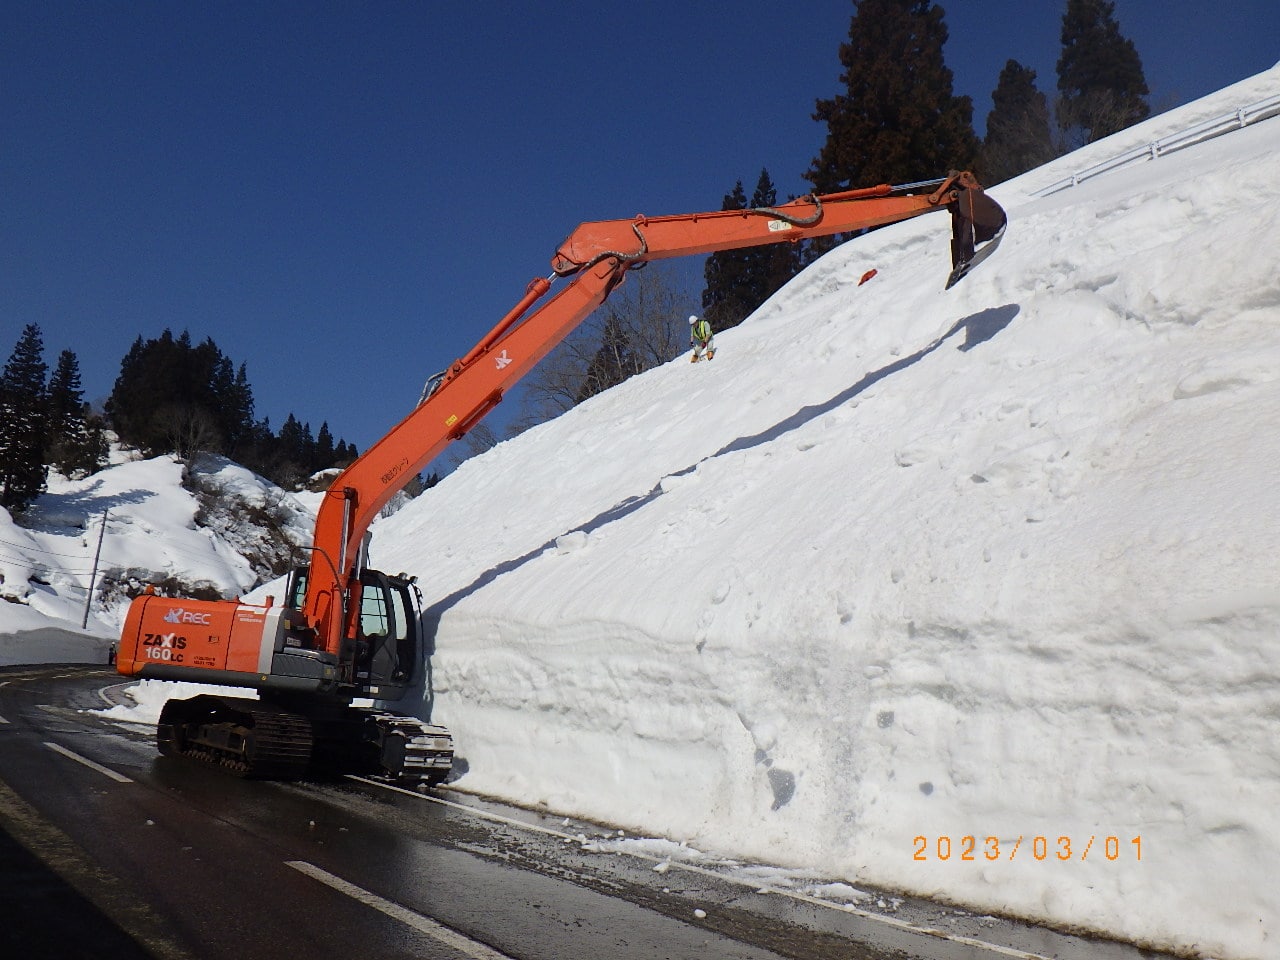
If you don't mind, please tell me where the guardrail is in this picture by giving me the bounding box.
[1033,92,1280,197]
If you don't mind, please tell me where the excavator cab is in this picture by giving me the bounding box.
[282,565,421,698]
[354,569,419,694]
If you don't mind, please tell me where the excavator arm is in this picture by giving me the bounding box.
[303,171,1006,655]
[549,171,1005,280]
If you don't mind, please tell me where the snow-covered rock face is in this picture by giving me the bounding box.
[0,503,41,599]
[1,453,311,636]
[367,69,1280,959]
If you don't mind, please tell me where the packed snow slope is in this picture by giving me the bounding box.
[370,68,1280,958]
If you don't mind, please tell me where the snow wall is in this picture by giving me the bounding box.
[373,67,1280,959]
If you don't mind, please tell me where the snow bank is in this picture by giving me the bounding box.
[370,67,1280,958]
[94,679,258,722]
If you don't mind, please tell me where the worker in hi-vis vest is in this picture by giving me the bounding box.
[689,314,715,363]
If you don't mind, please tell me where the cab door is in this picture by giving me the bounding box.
[356,571,418,691]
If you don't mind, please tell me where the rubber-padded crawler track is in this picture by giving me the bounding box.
[157,695,313,779]
[155,695,454,786]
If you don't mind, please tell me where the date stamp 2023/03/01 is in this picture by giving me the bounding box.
[913,834,1143,863]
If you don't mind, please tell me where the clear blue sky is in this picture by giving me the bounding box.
[3,1,1276,453]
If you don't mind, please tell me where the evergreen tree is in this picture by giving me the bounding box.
[45,349,83,429]
[315,421,335,470]
[300,421,316,472]
[235,416,277,480]
[106,334,154,447]
[0,324,49,512]
[701,170,803,332]
[263,413,308,489]
[701,180,754,331]
[1056,0,1149,144]
[224,362,255,455]
[256,413,349,487]
[805,0,979,196]
[46,349,106,478]
[80,414,109,477]
[982,60,1057,185]
[277,413,306,463]
[106,329,257,459]
[744,170,802,317]
[197,339,253,455]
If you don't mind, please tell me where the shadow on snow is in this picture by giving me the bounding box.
[414,303,1021,696]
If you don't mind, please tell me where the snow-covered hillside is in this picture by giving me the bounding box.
[0,452,314,661]
[4,66,1278,959]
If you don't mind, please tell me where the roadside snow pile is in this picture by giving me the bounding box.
[94,679,258,723]
[0,617,112,665]
[369,66,1280,959]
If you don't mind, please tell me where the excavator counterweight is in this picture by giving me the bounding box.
[115,171,1006,786]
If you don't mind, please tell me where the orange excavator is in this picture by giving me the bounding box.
[115,172,1006,785]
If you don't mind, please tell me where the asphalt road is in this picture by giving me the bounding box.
[0,655,1172,960]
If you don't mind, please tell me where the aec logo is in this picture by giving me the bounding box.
[162,607,212,626]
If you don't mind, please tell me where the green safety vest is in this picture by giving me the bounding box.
[692,320,712,342]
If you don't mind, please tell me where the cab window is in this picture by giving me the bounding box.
[360,587,391,638]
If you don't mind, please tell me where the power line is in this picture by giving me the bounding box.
[0,551,98,576]
[0,535,98,559]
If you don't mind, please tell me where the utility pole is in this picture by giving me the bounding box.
[82,509,108,630]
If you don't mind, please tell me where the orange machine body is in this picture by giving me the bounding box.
[117,592,307,689]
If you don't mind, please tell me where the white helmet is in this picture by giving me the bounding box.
[688,315,698,324]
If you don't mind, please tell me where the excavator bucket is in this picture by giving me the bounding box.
[945,181,1007,289]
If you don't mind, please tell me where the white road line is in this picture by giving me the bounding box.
[286,860,513,960]
[346,775,574,840]
[43,742,134,783]
[347,775,1054,960]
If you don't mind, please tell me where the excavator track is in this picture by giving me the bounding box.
[156,695,454,786]
[359,711,454,787]
[157,695,313,779]
[309,707,455,786]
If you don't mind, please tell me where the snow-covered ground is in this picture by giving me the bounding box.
[4,66,1279,959]
[0,451,314,662]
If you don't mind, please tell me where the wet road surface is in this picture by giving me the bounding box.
[0,660,1175,960]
